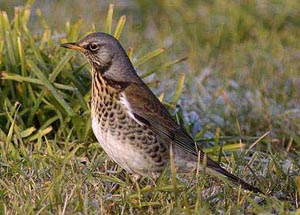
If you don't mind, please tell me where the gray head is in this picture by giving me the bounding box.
[61,32,138,83]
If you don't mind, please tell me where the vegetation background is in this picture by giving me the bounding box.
[0,0,299,214]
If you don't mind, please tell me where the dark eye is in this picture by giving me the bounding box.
[88,43,99,51]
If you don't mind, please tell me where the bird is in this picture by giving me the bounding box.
[61,32,262,194]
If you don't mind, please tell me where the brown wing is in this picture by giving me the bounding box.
[124,81,201,156]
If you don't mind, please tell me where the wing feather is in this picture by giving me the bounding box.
[123,82,199,156]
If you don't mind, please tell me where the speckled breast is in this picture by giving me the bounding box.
[90,72,168,175]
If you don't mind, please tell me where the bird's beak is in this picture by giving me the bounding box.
[61,42,84,51]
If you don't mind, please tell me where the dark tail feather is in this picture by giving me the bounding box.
[217,166,263,194]
[206,157,263,194]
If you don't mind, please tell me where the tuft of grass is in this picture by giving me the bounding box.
[0,1,299,214]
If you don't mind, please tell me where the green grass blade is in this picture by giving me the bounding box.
[28,126,53,141]
[4,31,17,68]
[36,8,48,29]
[140,57,188,79]
[39,28,51,50]
[2,72,43,85]
[49,52,73,82]
[0,127,7,142]
[105,4,114,34]
[169,144,178,202]
[127,47,134,61]
[67,18,83,41]
[24,31,47,70]
[171,73,185,105]
[20,127,36,138]
[114,15,126,39]
[134,48,165,67]
[17,36,25,76]
[27,59,75,116]
[0,11,10,37]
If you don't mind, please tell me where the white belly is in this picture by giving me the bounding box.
[91,117,150,174]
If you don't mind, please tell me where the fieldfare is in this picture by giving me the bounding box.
[61,32,262,193]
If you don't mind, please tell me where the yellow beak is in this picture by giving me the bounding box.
[61,42,84,51]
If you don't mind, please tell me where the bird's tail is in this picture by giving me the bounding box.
[206,157,263,194]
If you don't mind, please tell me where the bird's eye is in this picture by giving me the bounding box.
[88,43,99,51]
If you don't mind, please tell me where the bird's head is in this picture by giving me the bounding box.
[61,32,133,78]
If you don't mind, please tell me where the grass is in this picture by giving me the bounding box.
[0,0,300,214]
